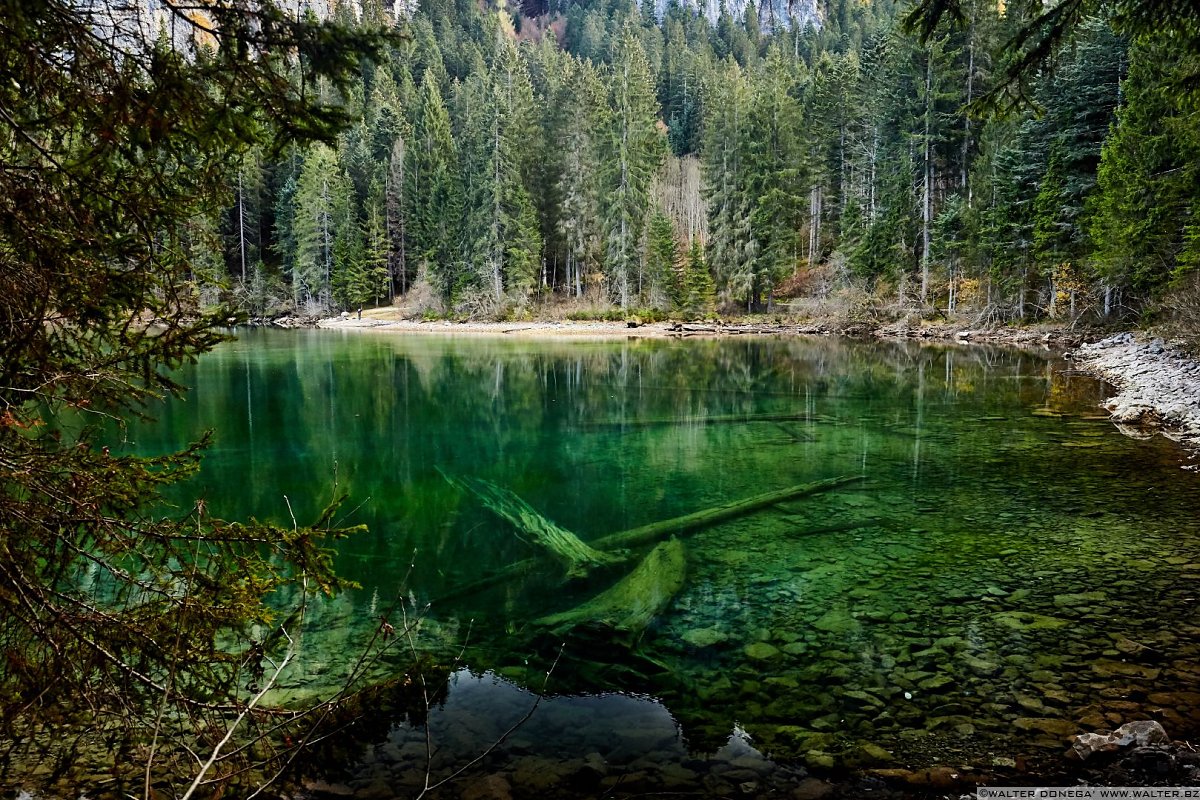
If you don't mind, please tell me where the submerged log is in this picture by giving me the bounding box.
[440,471,620,575]
[433,474,865,604]
[533,539,687,634]
[593,474,866,551]
[582,412,834,431]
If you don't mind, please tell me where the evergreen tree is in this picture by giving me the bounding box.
[556,59,607,298]
[646,210,681,307]
[0,2,386,783]
[458,44,543,309]
[1090,33,1200,296]
[745,46,806,309]
[703,61,755,303]
[292,144,350,310]
[601,27,667,310]
[406,71,462,299]
[683,237,717,315]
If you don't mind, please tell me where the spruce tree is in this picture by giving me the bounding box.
[746,46,806,309]
[1090,33,1200,296]
[646,210,681,307]
[406,71,462,300]
[601,27,667,310]
[684,237,717,315]
[292,144,347,310]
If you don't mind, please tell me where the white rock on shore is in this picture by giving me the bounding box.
[1072,332,1200,459]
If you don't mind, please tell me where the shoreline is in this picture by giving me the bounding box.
[313,315,1200,462]
[313,313,1092,349]
[1070,333,1200,462]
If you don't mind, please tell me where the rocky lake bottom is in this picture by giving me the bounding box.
[74,330,1200,799]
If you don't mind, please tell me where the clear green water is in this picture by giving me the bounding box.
[118,330,1200,794]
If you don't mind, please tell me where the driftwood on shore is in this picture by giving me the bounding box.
[435,474,866,604]
[533,539,687,634]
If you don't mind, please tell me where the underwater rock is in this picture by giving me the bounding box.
[697,676,733,700]
[683,627,730,648]
[992,610,1070,631]
[1070,720,1170,760]
[1015,694,1048,714]
[745,642,783,661]
[1040,688,1072,706]
[1054,591,1107,608]
[1014,717,1079,737]
[352,780,393,800]
[840,689,885,708]
[461,774,515,800]
[813,608,861,635]
[870,766,964,789]
[855,743,895,765]
[962,654,1001,676]
[821,649,855,661]
[1148,691,1200,709]
[791,777,835,799]
[1114,636,1151,656]
[925,714,974,732]
[1091,660,1162,681]
[917,674,954,692]
[303,780,355,797]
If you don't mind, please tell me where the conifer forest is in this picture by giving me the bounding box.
[213,0,1199,323]
[6,0,1200,796]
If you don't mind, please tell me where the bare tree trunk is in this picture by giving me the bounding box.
[869,125,878,223]
[920,48,933,304]
[388,137,407,300]
[808,184,822,266]
[492,114,503,303]
[962,15,974,206]
[322,177,331,311]
[237,169,247,283]
[1018,267,1027,319]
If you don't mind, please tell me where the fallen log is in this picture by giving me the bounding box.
[439,470,620,576]
[592,475,866,551]
[533,539,687,634]
[433,474,866,604]
[582,411,834,431]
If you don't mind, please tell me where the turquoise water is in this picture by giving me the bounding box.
[117,330,1200,795]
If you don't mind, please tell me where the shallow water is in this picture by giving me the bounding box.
[116,330,1200,796]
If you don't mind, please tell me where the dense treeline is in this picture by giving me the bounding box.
[212,0,1199,323]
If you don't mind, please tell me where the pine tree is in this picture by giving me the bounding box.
[1090,32,1199,296]
[556,59,606,298]
[406,71,461,300]
[702,61,755,304]
[745,46,806,309]
[646,210,681,307]
[600,27,667,311]
[457,44,543,310]
[683,237,716,315]
[292,144,347,310]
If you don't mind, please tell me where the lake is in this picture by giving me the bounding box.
[117,329,1200,796]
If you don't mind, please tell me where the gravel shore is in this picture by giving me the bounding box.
[1071,332,1200,461]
